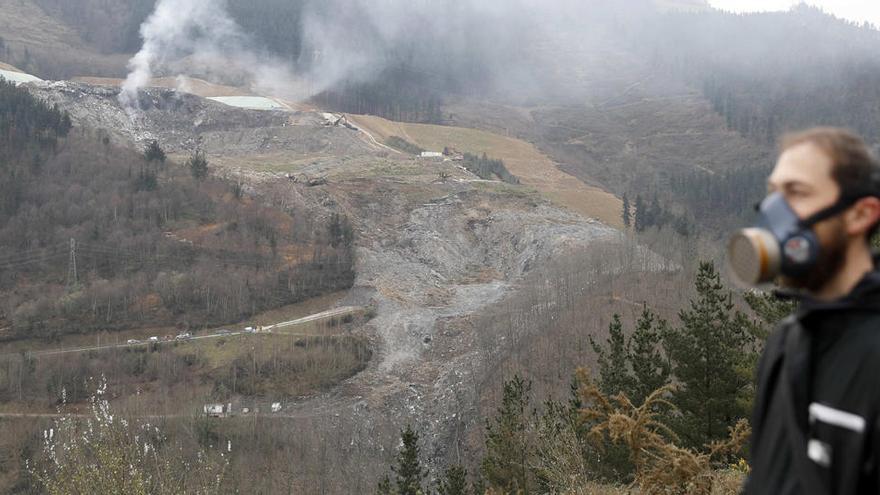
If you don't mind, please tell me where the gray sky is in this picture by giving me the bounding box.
[708,1,880,27]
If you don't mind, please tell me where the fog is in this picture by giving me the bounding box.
[119,0,880,111]
[119,0,616,109]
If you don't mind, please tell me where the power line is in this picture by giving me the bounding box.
[67,238,77,288]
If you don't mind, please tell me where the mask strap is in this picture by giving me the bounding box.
[799,194,865,228]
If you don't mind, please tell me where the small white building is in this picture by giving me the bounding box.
[420,151,444,159]
[204,403,227,418]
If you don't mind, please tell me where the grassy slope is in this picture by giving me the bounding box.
[350,114,625,228]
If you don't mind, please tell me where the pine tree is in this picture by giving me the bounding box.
[436,465,469,495]
[470,475,485,495]
[622,194,631,228]
[589,314,636,399]
[743,290,796,340]
[629,307,671,407]
[481,375,533,494]
[144,140,166,163]
[649,194,663,228]
[376,475,393,495]
[392,425,427,495]
[188,149,209,181]
[663,262,754,448]
[634,195,646,232]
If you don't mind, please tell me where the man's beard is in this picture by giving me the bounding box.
[779,220,848,293]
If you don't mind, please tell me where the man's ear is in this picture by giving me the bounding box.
[847,196,880,237]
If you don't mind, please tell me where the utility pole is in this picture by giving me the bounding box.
[67,238,77,288]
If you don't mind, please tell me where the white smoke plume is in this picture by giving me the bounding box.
[119,0,301,111]
[118,0,647,112]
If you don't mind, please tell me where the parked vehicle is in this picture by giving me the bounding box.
[127,339,139,345]
[176,332,192,340]
[148,336,159,342]
[244,326,255,333]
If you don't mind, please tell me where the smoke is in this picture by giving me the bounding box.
[118,0,611,112]
[120,0,879,112]
[300,0,545,87]
[119,0,302,111]
[295,0,624,103]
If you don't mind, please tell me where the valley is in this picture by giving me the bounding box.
[2,0,878,492]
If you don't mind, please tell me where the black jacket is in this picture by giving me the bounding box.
[744,270,880,494]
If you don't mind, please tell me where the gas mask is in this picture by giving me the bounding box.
[727,192,863,286]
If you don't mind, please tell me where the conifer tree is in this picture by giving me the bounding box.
[663,262,754,448]
[649,194,663,228]
[392,425,427,495]
[436,465,469,495]
[589,314,636,399]
[622,194,631,228]
[144,139,166,163]
[634,195,646,232]
[743,290,796,340]
[376,475,393,495]
[188,149,209,181]
[629,307,671,407]
[481,375,533,494]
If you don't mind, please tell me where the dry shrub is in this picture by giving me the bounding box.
[29,379,228,495]
[575,368,749,495]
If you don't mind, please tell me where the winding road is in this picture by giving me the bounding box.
[1,306,364,359]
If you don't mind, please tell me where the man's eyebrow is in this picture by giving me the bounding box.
[766,179,813,192]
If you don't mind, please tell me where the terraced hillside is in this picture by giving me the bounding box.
[351,114,625,228]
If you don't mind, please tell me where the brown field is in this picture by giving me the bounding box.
[350,114,624,228]
[0,61,23,72]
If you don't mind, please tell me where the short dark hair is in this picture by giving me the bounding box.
[780,127,880,239]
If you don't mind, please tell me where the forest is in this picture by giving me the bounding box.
[0,80,355,340]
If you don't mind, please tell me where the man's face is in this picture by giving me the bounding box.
[767,142,848,291]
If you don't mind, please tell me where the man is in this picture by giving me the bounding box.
[742,128,880,494]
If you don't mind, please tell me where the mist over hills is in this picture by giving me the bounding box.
[7,0,879,143]
[3,1,880,493]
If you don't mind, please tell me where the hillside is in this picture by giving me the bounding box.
[350,114,624,228]
[0,0,129,78]
[0,80,354,341]
[0,71,678,492]
[4,1,880,493]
